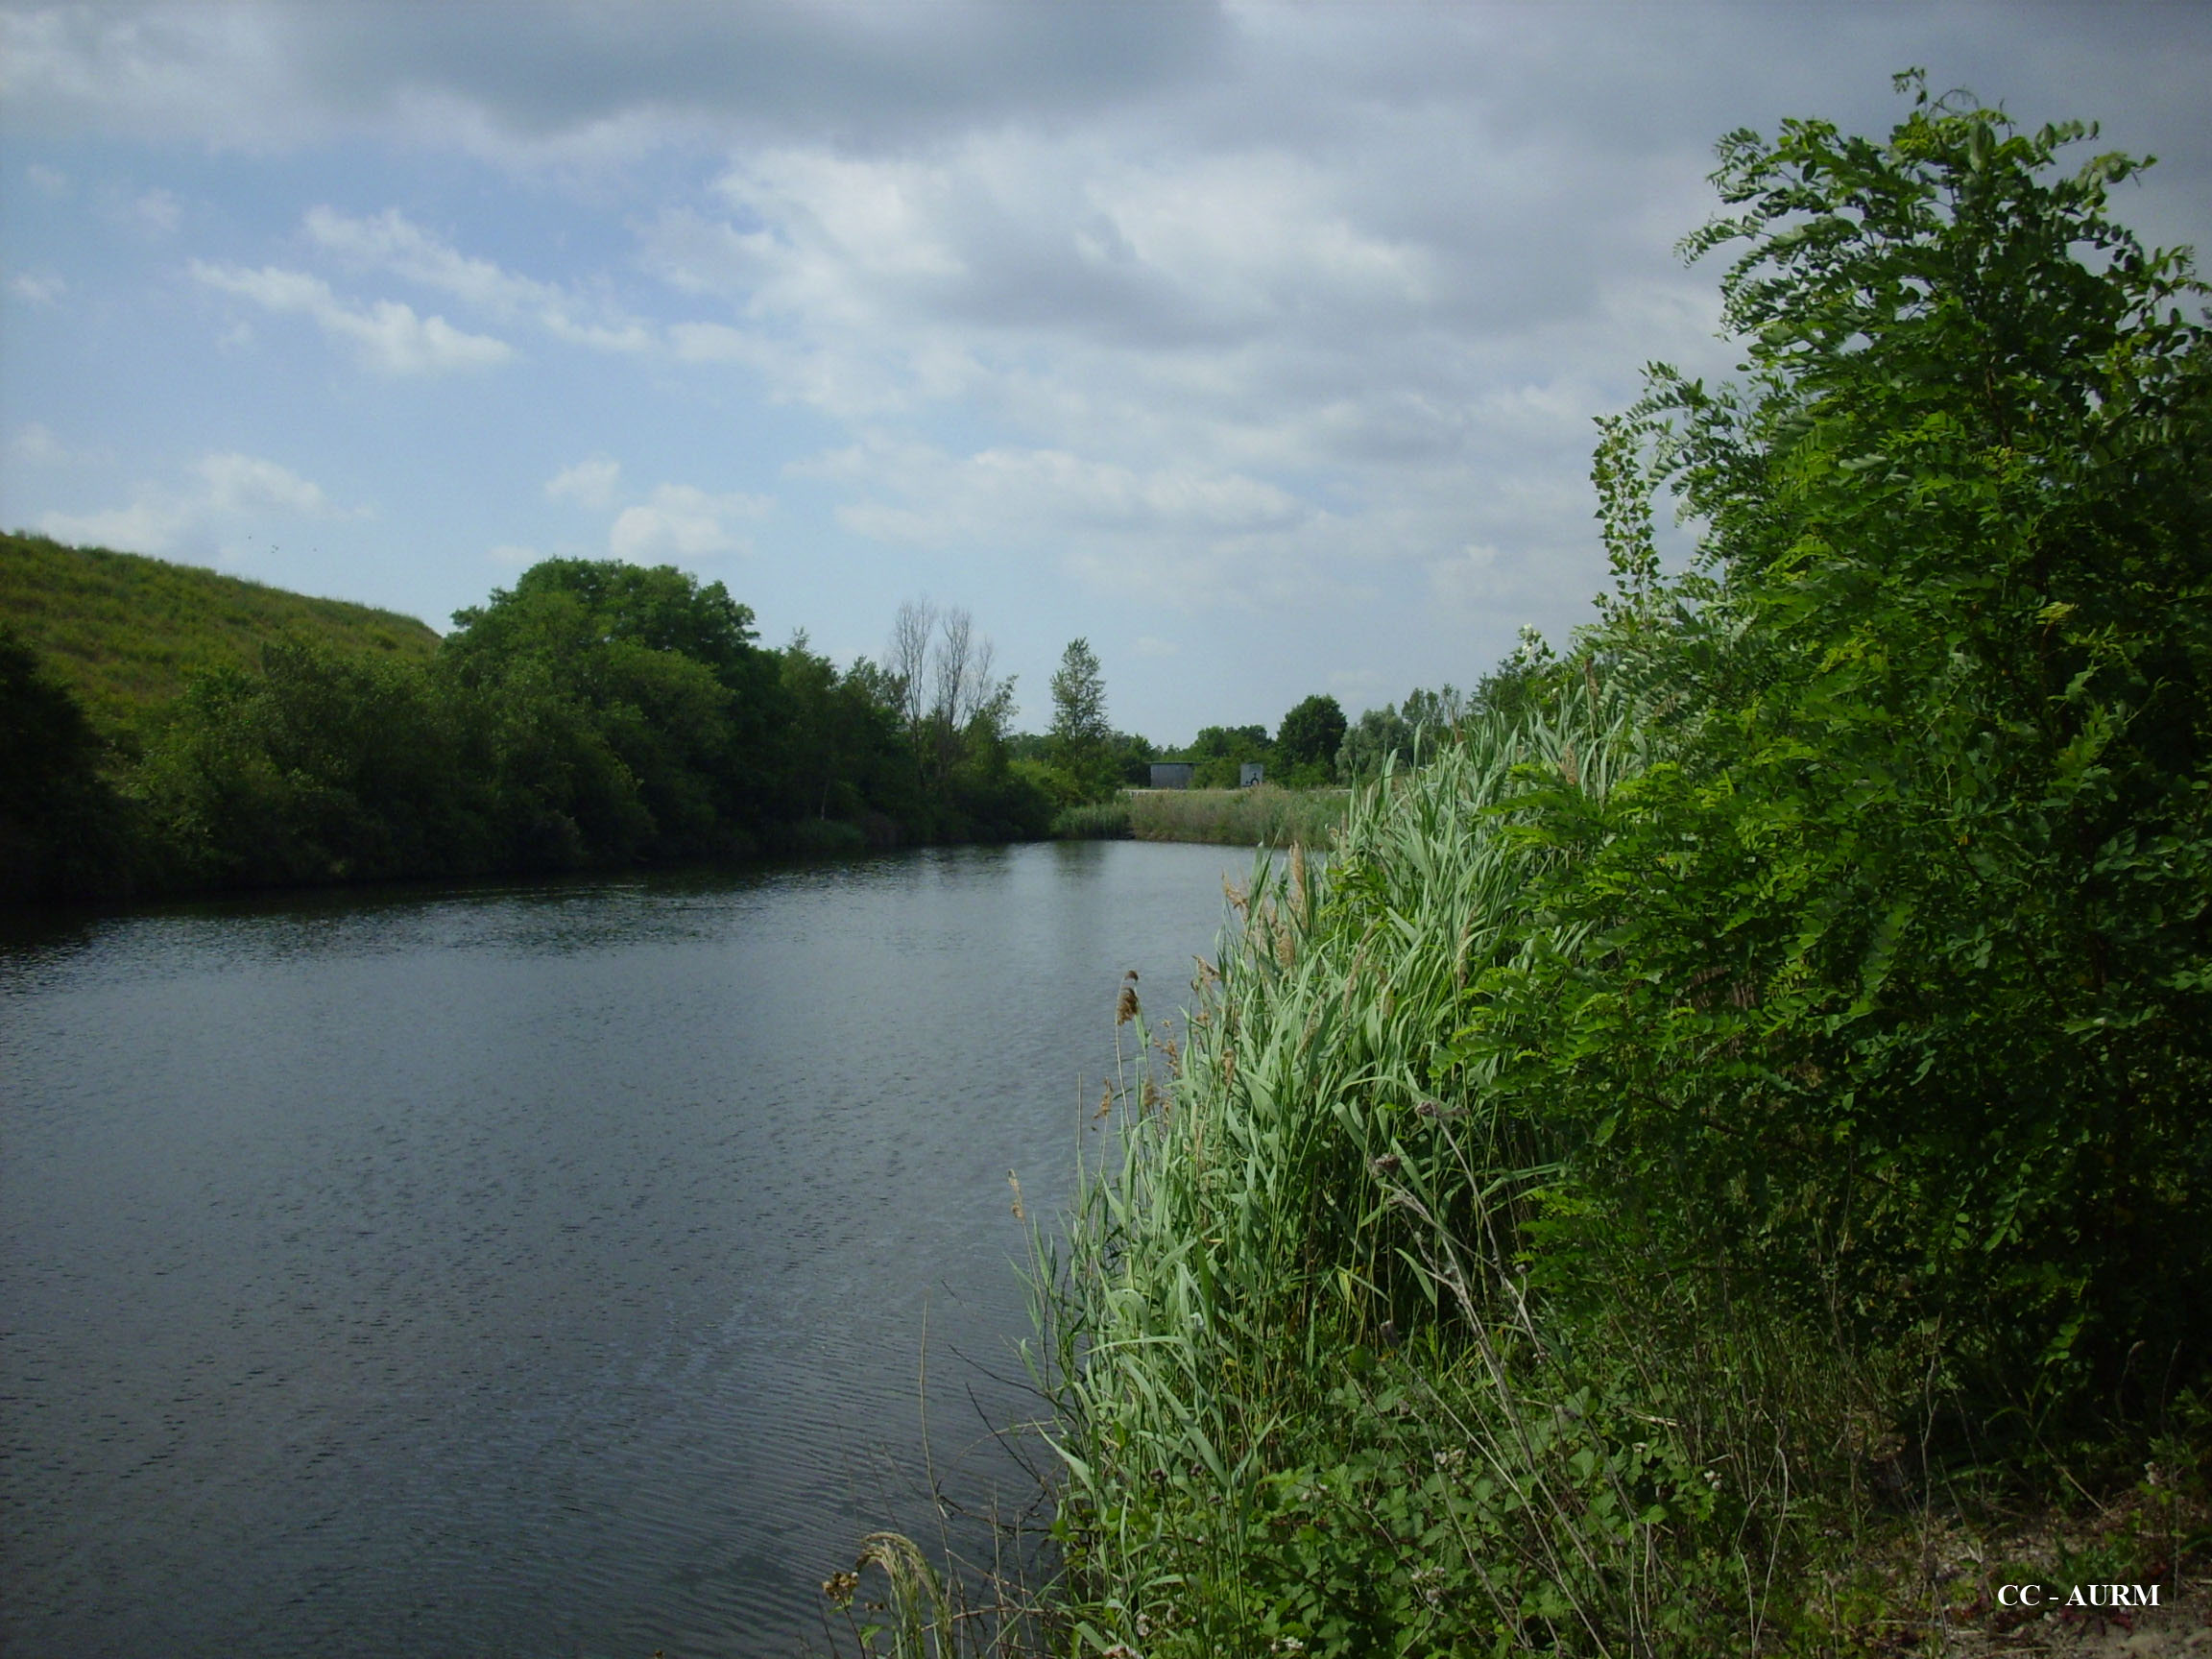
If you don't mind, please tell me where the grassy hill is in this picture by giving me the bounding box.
[1,532,442,744]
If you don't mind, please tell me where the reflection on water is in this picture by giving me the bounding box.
[0,842,1255,1658]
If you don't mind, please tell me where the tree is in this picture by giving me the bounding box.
[1335,703,1410,784]
[877,598,1036,836]
[1179,723,1271,789]
[1337,685,1473,782]
[1046,637,1118,803]
[1491,73,2212,1426]
[1275,693,1346,785]
[0,624,138,899]
[442,558,782,855]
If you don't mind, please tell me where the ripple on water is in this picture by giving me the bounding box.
[0,841,1257,1658]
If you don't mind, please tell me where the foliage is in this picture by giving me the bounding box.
[1046,637,1121,805]
[1048,799,1133,840]
[1177,722,1272,788]
[5,542,1060,900]
[774,631,911,830]
[1275,692,1347,785]
[1039,76,2212,1658]
[136,640,497,884]
[1335,685,1468,783]
[1479,72,2212,1431]
[0,622,141,900]
[443,559,777,857]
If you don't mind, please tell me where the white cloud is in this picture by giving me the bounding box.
[25,163,70,197]
[488,542,539,566]
[132,187,180,234]
[194,450,328,514]
[608,483,773,563]
[37,450,343,555]
[9,423,71,467]
[39,497,194,554]
[546,455,622,509]
[303,205,655,352]
[792,433,1360,609]
[7,3,2210,735]
[10,269,66,304]
[190,260,514,374]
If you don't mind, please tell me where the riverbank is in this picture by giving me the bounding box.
[1050,783,1347,848]
[1021,677,2209,1654]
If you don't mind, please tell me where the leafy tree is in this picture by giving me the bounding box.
[1179,722,1271,788]
[1336,685,1472,782]
[0,623,139,899]
[773,632,909,834]
[444,559,783,854]
[1109,728,1160,786]
[1046,637,1119,804]
[138,641,495,884]
[1275,693,1346,785]
[1484,73,2212,1430]
[449,557,761,686]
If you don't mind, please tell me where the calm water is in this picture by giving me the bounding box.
[0,841,1255,1658]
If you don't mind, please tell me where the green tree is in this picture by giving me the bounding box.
[1179,722,1271,788]
[1336,685,1473,782]
[0,624,139,899]
[1335,703,1410,784]
[1486,73,2212,1429]
[1046,637,1118,803]
[444,559,785,855]
[1275,693,1346,785]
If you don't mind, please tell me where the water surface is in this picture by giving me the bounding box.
[0,841,1255,1657]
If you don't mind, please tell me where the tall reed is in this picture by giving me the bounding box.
[1120,784,1347,849]
[1033,682,1882,1653]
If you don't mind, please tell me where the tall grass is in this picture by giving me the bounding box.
[818,673,2205,1656]
[1121,784,1347,849]
[1030,685,1908,1654]
[1050,800,1134,840]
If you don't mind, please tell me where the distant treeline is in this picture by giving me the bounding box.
[2,540,1052,903]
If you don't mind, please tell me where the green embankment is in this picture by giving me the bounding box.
[1,531,440,746]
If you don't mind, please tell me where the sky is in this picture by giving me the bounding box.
[4,3,2209,745]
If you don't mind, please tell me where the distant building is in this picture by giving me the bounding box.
[1239,762,1265,788]
[1149,763,1195,790]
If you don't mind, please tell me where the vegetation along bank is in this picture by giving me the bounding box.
[1019,78,2211,1657]
[1,548,1393,902]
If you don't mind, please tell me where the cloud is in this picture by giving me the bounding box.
[193,449,329,513]
[8,2,2211,735]
[36,449,341,556]
[131,187,180,234]
[0,3,1230,160]
[608,482,772,563]
[793,434,1365,611]
[9,269,66,304]
[9,423,72,467]
[25,162,70,196]
[545,455,621,509]
[190,260,514,374]
[302,205,654,351]
[488,542,539,566]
